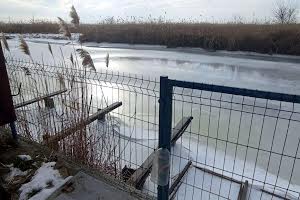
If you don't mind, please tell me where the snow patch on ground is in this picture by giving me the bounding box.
[19,162,71,200]
[17,155,32,161]
[5,167,28,182]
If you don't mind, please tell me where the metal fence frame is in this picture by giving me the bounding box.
[158,76,300,200]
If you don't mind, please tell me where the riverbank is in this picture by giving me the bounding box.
[5,33,300,64]
[1,22,300,56]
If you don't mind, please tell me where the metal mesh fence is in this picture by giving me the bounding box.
[6,57,160,197]
[6,57,300,200]
[168,82,300,200]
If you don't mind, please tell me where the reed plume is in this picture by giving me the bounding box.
[70,53,74,65]
[1,32,9,51]
[19,35,31,56]
[70,5,80,28]
[47,42,53,57]
[58,17,71,39]
[105,53,109,68]
[76,49,96,71]
[57,73,66,89]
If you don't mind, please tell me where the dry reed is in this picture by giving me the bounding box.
[1,32,9,51]
[47,42,53,57]
[57,17,71,39]
[19,35,31,56]
[76,48,96,71]
[70,6,80,28]
[1,18,299,55]
[105,53,109,68]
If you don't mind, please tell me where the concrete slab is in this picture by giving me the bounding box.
[48,171,138,200]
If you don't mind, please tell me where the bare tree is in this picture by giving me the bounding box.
[273,1,298,24]
[286,5,298,23]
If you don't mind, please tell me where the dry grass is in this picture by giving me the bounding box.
[2,5,120,176]
[1,32,10,51]
[79,23,300,55]
[1,20,300,55]
[5,24,115,177]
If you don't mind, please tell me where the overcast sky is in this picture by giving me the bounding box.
[0,0,299,23]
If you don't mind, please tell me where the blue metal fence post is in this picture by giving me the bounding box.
[158,76,173,200]
[9,122,18,141]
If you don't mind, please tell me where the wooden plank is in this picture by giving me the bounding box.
[169,161,192,195]
[127,116,193,189]
[241,181,248,200]
[194,166,288,200]
[171,117,193,145]
[44,102,122,144]
[238,183,244,200]
[194,165,243,185]
[238,180,248,200]
[169,180,183,200]
[127,152,155,189]
[260,188,289,200]
[15,89,67,108]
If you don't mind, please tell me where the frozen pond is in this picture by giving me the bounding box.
[5,36,300,95]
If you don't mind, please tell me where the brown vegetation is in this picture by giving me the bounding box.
[1,21,300,55]
[79,23,300,55]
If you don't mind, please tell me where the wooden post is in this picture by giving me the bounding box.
[169,161,192,195]
[238,180,248,200]
[15,89,67,109]
[0,42,17,140]
[44,102,122,146]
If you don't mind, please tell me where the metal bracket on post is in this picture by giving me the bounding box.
[157,76,173,200]
[44,97,55,109]
[97,109,106,121]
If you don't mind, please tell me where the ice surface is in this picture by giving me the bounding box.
[5,34,300,95]
[4,34,300,199]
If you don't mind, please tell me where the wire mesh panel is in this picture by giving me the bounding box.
[6,58,160,197]
[168,81,300,200]
[6,57,300,200]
